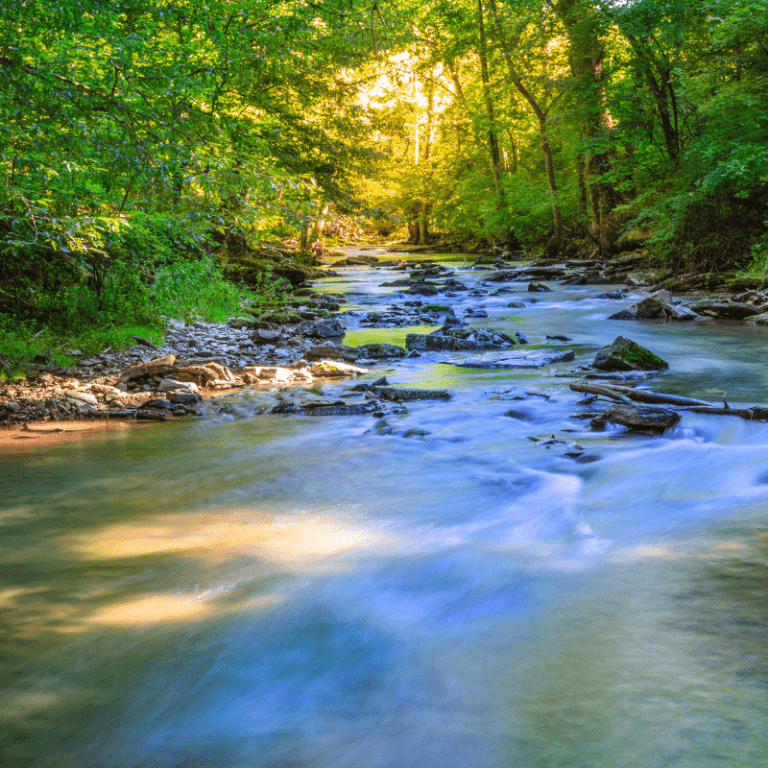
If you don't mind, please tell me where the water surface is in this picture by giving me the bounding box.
[2,250,768,767]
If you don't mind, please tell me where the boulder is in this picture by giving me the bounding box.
[145,354,177,375]
[608,290,697,321]
[240,366,313,385]
[406,327,515,352]
[168,365,220,387]
[356,343,406,359]
[203,361,236,382]
[252,328,282,343]
[157,379,199,393]
[406,283,440,296]
[306,342,358,362]
[687,300,764,320]
[299,318,345,339]
[592,336,668,372]
[117,354,177,383]
[336,255,379,266]
[168,391,201,405]
[747,311,768,326]
[64,390,98,407]
[528,282,552,293]
[485,270,518,282]
[602,403,680,433]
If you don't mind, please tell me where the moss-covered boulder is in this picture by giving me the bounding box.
[592,336,668,371]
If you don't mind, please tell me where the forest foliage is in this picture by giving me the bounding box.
[0,0,767,365]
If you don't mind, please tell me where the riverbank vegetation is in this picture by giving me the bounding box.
[1,0,766,371]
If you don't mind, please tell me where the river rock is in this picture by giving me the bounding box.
[687,300,763,320]
[306,342,358,362]
[157,378,199,393]
[407,282,440,296]
[299,318,345,339]
[168,391,201,405]
[406,327,515,352]
[368,386,451,402]
[747,311,768,326]
[88,383,125,398]
[601,403,681,433]
[356,343,406,359]
[608,290,697,321]
[336,255,379,266]
[169,365,219,386]
[309,361,368,377]
[253,327,282,343]
[442,349,575,369]
[145,354,177,375]
[485,270,518,282]
[203,362,236,383]
[64,390,98,407]
[240,366,313,385]
[528,281,552,293]
[592,336,668,371]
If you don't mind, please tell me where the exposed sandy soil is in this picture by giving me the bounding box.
[0,419,151,453]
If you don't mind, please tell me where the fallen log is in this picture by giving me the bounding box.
[570,382,768,421]
[570,382,710,407]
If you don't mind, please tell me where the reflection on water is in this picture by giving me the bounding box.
[3,253,768,767]
[72,511,398,567]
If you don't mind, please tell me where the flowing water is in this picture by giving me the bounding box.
[2,250,768,768]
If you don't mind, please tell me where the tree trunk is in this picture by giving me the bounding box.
[487,0,563,252]
[556,0,617,255]
[478,0,505,208]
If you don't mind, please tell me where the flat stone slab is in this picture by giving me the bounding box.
[441,349,575,369]
[688,301,763,320]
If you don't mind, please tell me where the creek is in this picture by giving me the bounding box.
[2,248,768,768]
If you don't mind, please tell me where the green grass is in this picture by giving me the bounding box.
[0,255,284,375]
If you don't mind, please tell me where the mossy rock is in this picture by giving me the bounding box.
[657,273,727,292]
[726,274,768,292]
[254,310,303,325]
[219,250,324,288]
[592,336,668,371]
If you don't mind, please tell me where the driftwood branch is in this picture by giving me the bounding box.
[570,382,768,421]
[571,382,634,405]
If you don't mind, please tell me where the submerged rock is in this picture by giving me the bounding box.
[442,349,575,369]
[273,401,378,416]
[368,386,452,402]
[592,336,668,372]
